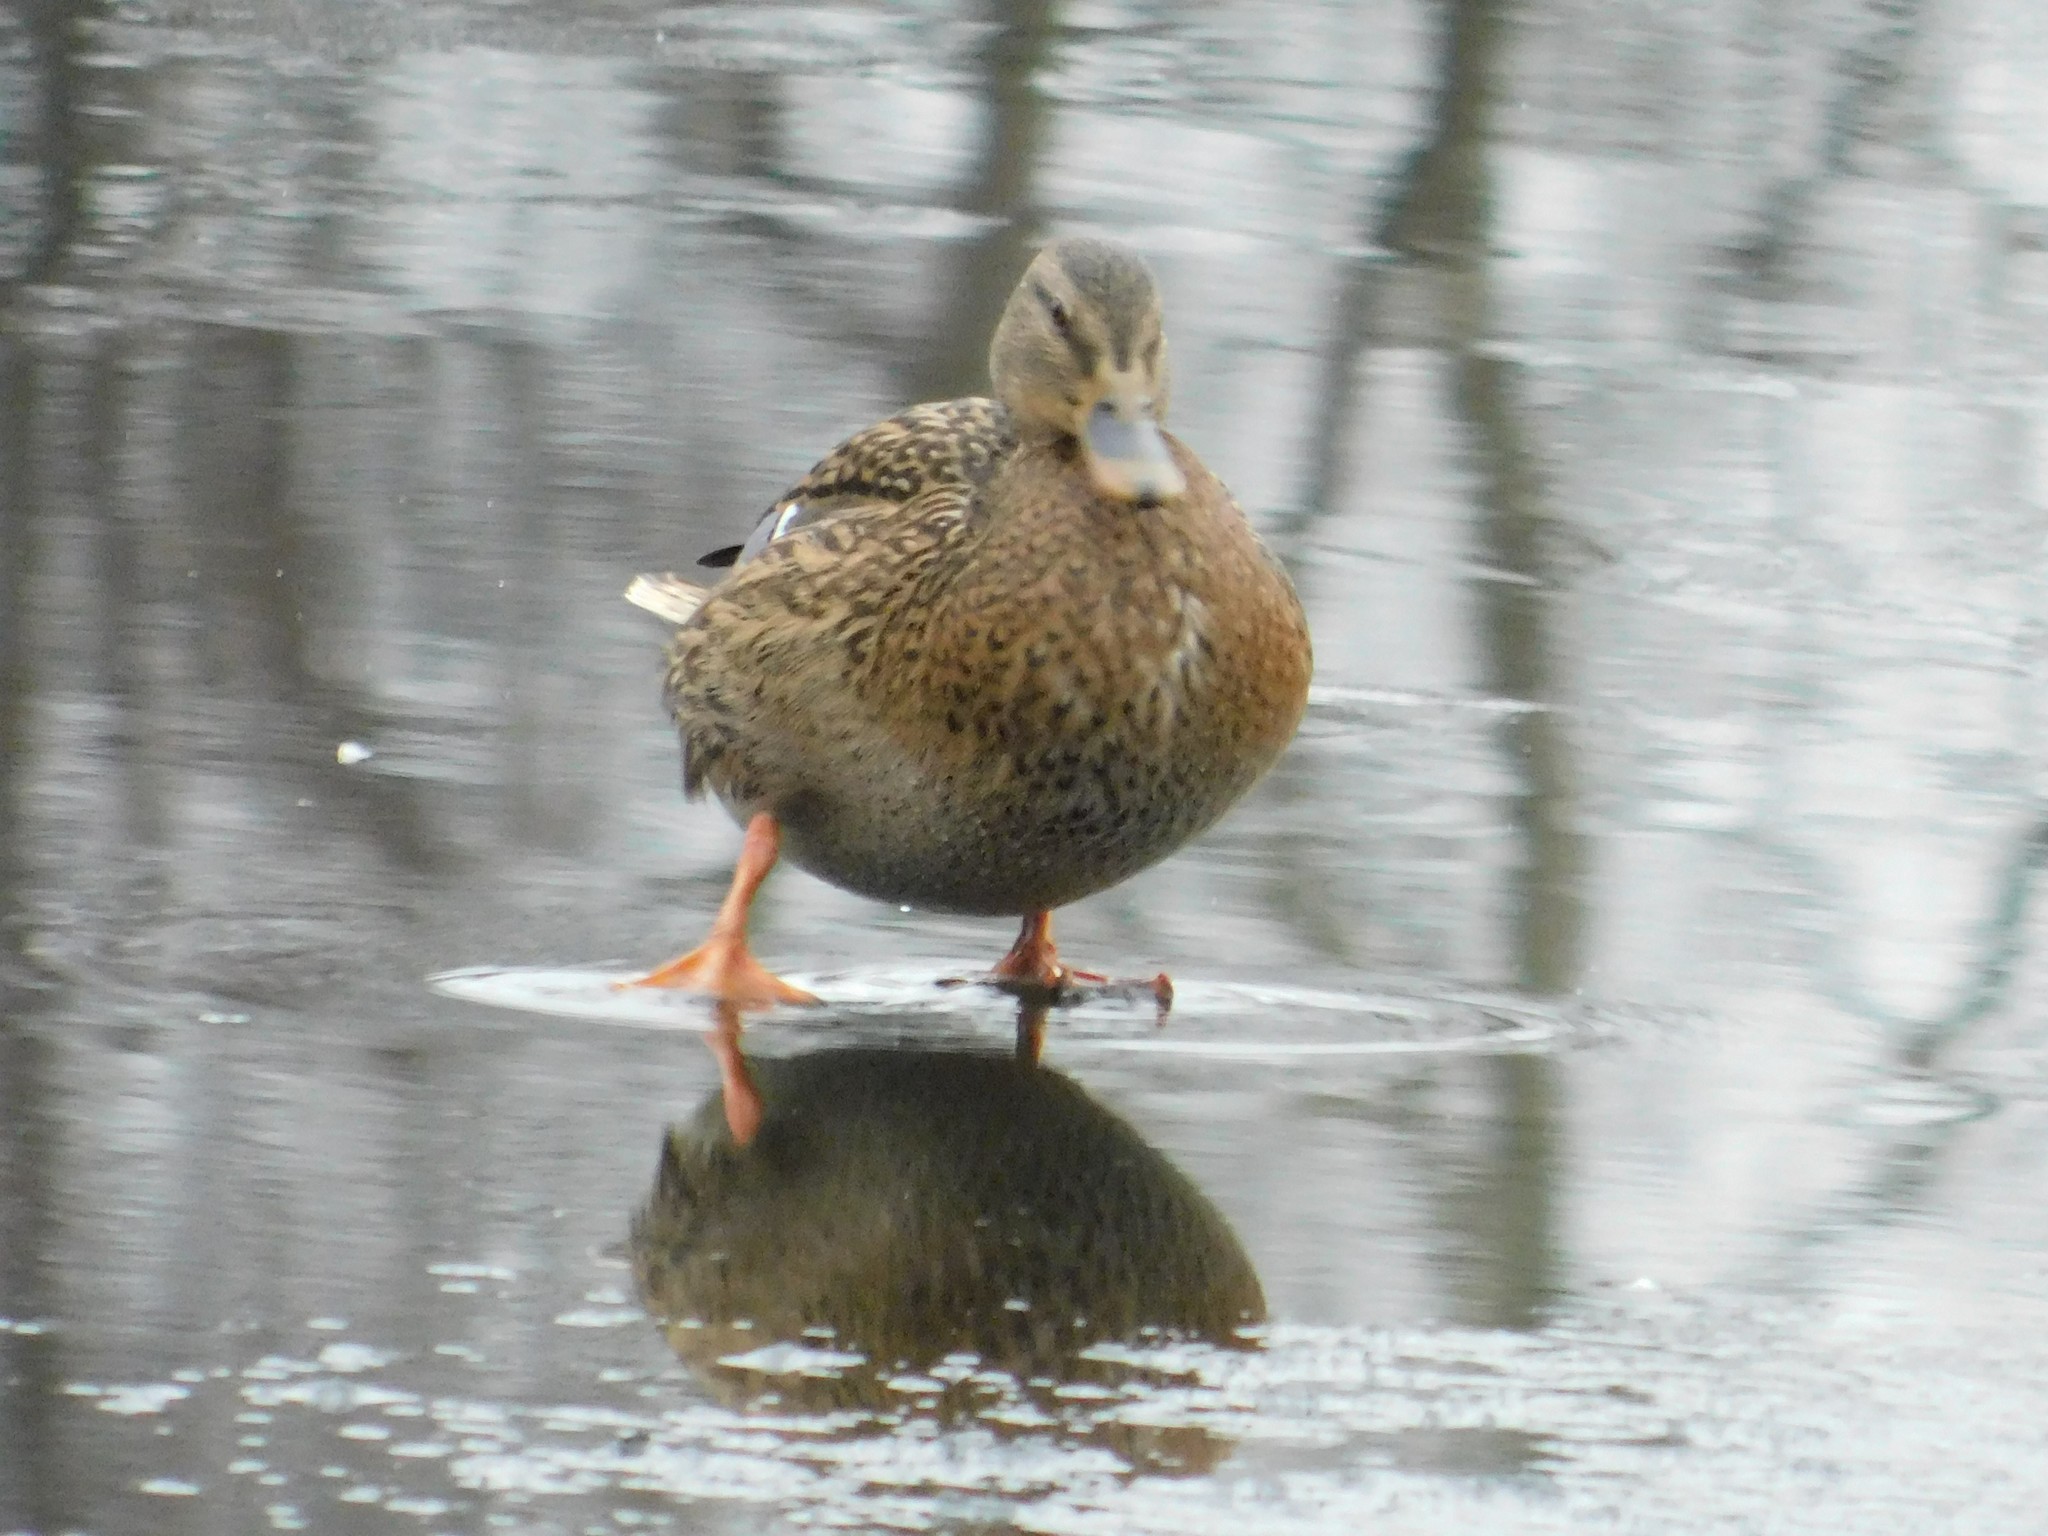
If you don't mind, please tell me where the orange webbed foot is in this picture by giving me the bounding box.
[618,812,819,1008]
[943,911,1173,1016]
[618,938,819,1008]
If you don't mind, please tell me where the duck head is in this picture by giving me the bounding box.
[988,237,1186,507]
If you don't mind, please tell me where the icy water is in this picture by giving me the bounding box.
[7,0,2048,1532]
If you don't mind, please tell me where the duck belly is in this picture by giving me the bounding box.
[755,742,1257,917]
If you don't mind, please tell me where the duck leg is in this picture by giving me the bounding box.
[621,813,820,1006]
[991,910,1090,991]
[979,911,1174,1013]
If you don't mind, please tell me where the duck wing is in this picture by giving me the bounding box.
[661,482,976,801]
[629,397,1014,798]
[713,397,1014,568]
[630,397,1012,624]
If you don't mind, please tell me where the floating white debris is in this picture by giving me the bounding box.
[716,1342,866,1377]
[97,1383,191,1416]
[551,1307,644,1329]
[1052,1381,1119,1400]
[316,1343,397,1373]
[336,741,373,765]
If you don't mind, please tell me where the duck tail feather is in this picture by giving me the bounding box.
[625,572,708,626]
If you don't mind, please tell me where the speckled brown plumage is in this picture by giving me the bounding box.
[627,237,1312,999]
[764,397,1014,526]
[662,436,1307,915]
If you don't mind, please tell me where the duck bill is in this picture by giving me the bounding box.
[1084,399,1186,505]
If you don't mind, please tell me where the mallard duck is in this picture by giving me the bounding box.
[624,236,1311,1006]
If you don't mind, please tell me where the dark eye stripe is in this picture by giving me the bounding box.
[1034,280,1099,374]
[1032,281,1068,330]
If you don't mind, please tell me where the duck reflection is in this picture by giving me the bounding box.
[631,1005,1263,1473]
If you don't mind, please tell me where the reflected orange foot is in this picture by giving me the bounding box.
[704,1003,765,1147]
[618,939,819,1008]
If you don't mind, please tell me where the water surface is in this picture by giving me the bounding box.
[6,0,2048,1531]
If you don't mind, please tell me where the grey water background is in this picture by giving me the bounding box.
[7,0,2048,1531]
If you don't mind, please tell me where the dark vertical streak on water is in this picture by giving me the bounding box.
[0,3,91,1511]
[4,0,99,291]
[1380,0,1584,996]
[1253,214,1383,963]
[716,68,788,187]
[1285,0,1524,553]
[1378,0,1568,1331]
[0,1017,60,1536]
[498,330,592,851]
[0,334,66,1536]
[905,0,1057,404]
[1287,254,1378,550]
[1378,0,1493,267]
[1247,45,1408,965]
[188,327,316,699]
[1732,0,1933,289]
[1255,0,1514,963]
[87,340,174,854]
[1460,351,1585,996]
[0,354,37,981]
[181,325,451,873]
[1460,1054,1563,1329]
[378,1042,446,1344]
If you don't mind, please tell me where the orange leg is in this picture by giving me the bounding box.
[990,911,1099,992]
[703,1002,765,1147]
[985,911,1172,1011]
[620,813,819,1007]
[942,913,1173,1015]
